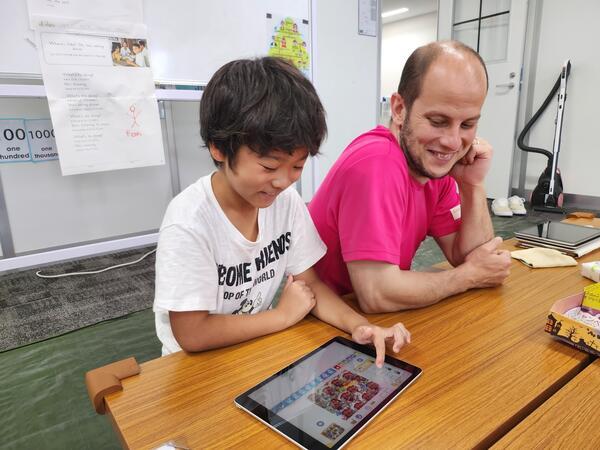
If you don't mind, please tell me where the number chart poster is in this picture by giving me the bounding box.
[267,15,311,80]
[0,119,58,164]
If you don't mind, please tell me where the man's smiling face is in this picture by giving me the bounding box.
[395,52,487,183]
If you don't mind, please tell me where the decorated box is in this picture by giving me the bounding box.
[545,292,600,357]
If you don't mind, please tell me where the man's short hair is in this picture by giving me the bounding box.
[200,57,327,167]
[397,40,489,113]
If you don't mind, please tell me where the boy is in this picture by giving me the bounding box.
[153,57,410,367]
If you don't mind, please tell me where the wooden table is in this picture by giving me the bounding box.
[492,359,600,449]
[105,240,597,449]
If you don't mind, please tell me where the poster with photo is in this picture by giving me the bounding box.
[27,0,164,175]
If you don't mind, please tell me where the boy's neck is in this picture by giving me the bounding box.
[210,171,259,241]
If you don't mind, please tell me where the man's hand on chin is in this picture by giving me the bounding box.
[450,137,493,187]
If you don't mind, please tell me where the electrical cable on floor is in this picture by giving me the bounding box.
[35,248,156,279]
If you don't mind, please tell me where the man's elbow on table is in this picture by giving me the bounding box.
[355,290,400,314]
[355,285,431,313]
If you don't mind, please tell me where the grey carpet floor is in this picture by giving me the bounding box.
[0,246,156,352]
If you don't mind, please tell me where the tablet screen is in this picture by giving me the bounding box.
[235,337,421,449]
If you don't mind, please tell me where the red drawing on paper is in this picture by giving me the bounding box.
[126,104,142,137]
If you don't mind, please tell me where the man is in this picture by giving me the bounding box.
[138,40,150,67]
[308,40,511,313]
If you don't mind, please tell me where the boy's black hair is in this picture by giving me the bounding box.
[200,57,327,168]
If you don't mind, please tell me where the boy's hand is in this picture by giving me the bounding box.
[351,322,411,368]
[275,275,316,328]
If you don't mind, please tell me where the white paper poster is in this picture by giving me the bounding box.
[26,0,143,29]
[358,0,378,37]
[27,0,164,176]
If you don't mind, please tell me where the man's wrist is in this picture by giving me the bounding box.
[451,262,476,292]
[457,181,486,195]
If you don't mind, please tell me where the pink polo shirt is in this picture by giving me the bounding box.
[308,126,461,295]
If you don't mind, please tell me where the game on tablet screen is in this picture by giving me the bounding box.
[247,341,413,447]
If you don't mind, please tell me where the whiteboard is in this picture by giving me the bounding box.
[0,0,310,84]
[145,0,310,84]
[2,0,40,78]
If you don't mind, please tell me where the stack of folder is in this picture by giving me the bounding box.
[514,221,600,258]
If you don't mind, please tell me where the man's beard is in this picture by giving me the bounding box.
[399,118,452,180]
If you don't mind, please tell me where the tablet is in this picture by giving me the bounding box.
[514,220,600,248]
[235,336,422,449]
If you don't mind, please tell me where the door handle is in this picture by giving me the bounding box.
[496,82,515,88]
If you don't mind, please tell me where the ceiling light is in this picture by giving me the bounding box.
[381,7,409,18]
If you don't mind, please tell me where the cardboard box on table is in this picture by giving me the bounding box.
[545,292,600,357]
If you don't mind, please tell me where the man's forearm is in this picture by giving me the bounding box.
[453,183,493,263]
[353,263,475,313]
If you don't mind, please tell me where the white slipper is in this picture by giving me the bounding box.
[492,198,513,217]
[508,196,527,215]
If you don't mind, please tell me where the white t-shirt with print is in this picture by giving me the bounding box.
[154,173,326,355]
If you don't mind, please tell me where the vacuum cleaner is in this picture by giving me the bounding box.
[517,60,571,213]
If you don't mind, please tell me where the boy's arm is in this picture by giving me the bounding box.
[169,275,316,352]
[295,268,371,333]
[169,309,288,352]
[294,268,411,367]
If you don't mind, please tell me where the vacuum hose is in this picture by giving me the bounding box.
[516,75,561,161]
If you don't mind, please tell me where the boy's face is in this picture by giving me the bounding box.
[211,145,309,209]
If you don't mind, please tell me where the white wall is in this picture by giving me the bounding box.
[380,12,437,99]
[516,0,600,198]
[311,0,380,191]
[170,101,214,191]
